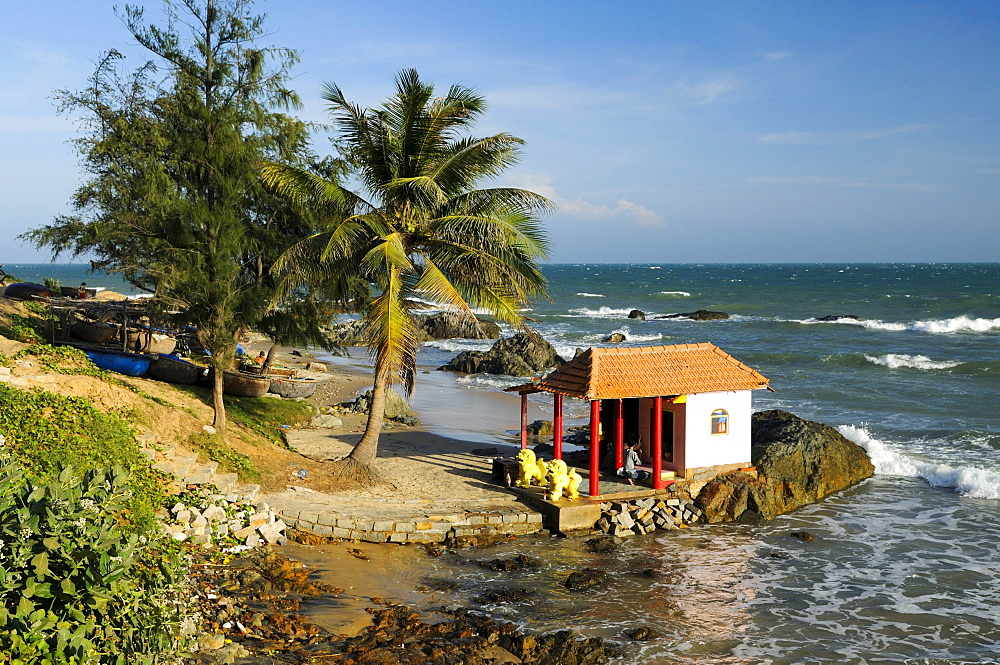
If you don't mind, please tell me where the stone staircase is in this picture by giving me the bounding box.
[137,434,259,502]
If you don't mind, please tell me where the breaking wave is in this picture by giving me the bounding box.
[838,424,1000,499]
[659,291,691,297]
[864,354,962,370]
[575,292,605,298]
[810,315,1000,334]
[564,306,639,319]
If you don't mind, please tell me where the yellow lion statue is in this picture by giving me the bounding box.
[546,459,583,501]
[515,449,548,487]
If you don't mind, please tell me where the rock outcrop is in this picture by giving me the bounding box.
[325,312,501,345]
[815,314,863,322]
[696,410,874,524]
[439,332,565,377]
[341,387,411,419]
[627,309,646,320]
[659,309,730,321]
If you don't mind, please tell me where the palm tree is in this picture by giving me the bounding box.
[263,69,552,470]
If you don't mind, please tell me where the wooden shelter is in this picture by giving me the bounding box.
[507,343,770,496]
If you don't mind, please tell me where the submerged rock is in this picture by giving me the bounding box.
[603,332,626,343]
[440,331,565,377]
[627,309,646,320]
[696,410,875,523]
[815,314,863,322]
[564,568,609,591]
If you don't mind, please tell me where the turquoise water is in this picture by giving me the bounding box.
[11,262,1000,663]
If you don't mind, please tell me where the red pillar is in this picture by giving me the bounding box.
[553,393,564,461]
[520,393,528,450]
[589,399,601,496]
[652,396,664,490]
[614,398,624,470]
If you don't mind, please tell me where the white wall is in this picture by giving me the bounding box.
[683,390,752,469]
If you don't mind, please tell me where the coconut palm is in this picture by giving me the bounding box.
[263,69,552,470]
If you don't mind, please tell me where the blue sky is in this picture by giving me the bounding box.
[2,1,998,263]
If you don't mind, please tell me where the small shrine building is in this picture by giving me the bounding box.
[507,343,770,496]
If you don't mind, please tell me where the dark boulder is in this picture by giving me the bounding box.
[325,312,501,345]
[695,410,874,524]
[413,311,502,342]
[815,314,863,322]
[627,309,646,320]
[584,535,620,553]
[527,420,554,435]
[603,332,626,343]
[660,309,730,321]
[564,568,609,591]
[440,331,565,377]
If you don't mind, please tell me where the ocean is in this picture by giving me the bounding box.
[11,262,1000,663]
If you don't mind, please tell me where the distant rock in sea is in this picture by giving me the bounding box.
[658,309,729,321]
[815,314,864,322]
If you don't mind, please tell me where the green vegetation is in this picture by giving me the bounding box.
[0,316,47,345]
[264,69,551,467]
[172,383,313,448]
[186,431,259,482]
[0,383,165,530]
[0,456,189,663]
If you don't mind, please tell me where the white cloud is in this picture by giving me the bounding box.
[668,77,737,106]
[751,175,940,192]
[761,51,793,62]
[758,124,932,145]
[517,175,665,227]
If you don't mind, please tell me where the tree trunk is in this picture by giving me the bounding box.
[348,363,390,466]
[261,343,278,375]
[212,367,227,434]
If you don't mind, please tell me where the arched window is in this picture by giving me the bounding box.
[711,409,729,435]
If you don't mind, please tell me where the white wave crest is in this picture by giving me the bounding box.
[864,354,961,370]
[454,373,525,390]
[565,306,637,318]
[659,291,691,297]
[575,292,605,298]
[909,316,1000,334]
[422,339,493,353]
[838,424,1000,499]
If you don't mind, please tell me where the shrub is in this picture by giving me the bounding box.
[0,455,191,663]
[0,383,165,530]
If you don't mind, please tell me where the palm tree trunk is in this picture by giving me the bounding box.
[348,362,390,466]
[261,343,277,374]
[212,367,227,434]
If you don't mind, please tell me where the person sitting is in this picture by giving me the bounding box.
[78,282,87,299]
[254,351,267,365]
[621,441,650,485]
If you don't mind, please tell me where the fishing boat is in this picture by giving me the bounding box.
[222,370,271,398]
[83,348,153,377]
[147,354,204,385]
[268,377,317,399]
[3,282,52,301]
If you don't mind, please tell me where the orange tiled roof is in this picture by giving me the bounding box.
[507,343,769,400]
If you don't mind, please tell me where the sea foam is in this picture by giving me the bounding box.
[565,306,639,318]
[814,315,1000,334]
[864,354,961,370]
[838,424,1000,500]
[575,292,605,298]
[659,291,691,297]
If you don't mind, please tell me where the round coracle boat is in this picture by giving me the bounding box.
[126,330,177,355]
[3,282,52,301]
[147,355,204,385]
[268,377,317,399]
[222,370,271,398]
